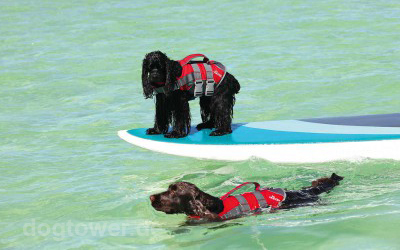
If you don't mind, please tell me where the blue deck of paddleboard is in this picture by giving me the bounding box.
[126,113,400,145]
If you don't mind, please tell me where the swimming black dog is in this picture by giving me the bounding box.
[150,173,344,221]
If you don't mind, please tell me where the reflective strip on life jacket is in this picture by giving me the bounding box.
[235,194,251,213]
[253,190,268,207]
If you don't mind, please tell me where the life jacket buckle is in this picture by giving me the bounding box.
[205,80,215,96]
[194,80,204,97]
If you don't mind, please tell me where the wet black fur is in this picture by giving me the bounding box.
[141,51,240,138]
[150,173,344,221]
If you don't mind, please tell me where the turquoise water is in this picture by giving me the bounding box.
[1,0,400,249]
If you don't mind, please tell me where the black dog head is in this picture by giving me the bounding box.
[141,51,182,98]
[149,182,223,219]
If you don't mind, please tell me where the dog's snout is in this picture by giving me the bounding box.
[150,195,155,202]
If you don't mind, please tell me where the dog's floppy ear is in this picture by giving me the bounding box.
[184,191,221,221]
[187,198,221,220]
[142,56,154,99]
[165,60,182,94]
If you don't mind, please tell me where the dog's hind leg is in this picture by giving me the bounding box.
[196,96,214,130]
[280,173,344,209]
[209,93,234,136]
[209,73,239,136]
[305,173,344,195]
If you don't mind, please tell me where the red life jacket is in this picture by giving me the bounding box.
[190,182,286,220]
[154,54,226,97]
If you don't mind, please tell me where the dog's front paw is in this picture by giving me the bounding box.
[146,128,162,135]
[165,131,187,138]
[210,129,232,136]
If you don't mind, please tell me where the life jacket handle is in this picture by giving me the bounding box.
[180,54,209,66]
[220,182,261,200]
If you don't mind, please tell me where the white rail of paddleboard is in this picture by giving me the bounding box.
[118,130,400,163]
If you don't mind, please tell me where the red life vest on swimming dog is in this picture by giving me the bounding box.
[154,54,227,97]
[190,182,286,220]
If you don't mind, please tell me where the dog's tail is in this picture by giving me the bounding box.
[228,74,240,95]
[305,173,344,196]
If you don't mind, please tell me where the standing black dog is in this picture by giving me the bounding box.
[141,51,240,138]
[150,173,344,221]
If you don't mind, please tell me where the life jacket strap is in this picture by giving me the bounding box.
[191,63,203,97]
[154,86,166,94]
[180,54,209,66]
[203,63,215,96]
[220,182,261,200]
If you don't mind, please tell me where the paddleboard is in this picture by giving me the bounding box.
[118,113,400,163]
